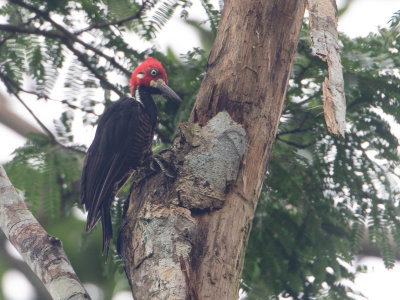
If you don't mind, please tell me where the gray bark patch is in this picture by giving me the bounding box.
[186,112,246,190]
[177,112,247,210]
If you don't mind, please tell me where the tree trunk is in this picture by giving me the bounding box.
[118,0,306,299]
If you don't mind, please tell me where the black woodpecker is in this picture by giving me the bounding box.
[80,57,181,257]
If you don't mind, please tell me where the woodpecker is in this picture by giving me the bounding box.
[80,57,181,257]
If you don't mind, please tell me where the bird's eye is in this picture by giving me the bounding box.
[150,68,159,77]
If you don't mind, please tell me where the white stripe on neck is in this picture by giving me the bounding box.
[135,88,143,105]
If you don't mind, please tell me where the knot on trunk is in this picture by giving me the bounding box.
[175,111,247,211]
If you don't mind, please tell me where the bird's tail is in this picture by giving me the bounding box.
[85,209,101,233]
[101,205,113,261]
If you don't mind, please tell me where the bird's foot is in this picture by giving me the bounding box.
[148,149,176,178]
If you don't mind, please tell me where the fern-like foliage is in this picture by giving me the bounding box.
[4,133,84,221]
[389,9,400,33]
[199,0,220,37]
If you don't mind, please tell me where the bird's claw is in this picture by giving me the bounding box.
[149,153,175,178]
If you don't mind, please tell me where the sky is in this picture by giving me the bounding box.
[1,1,400,300]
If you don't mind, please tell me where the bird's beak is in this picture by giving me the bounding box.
[150,79,182,102]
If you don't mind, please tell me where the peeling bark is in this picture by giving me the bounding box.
[118,0,306,299]
[307,0,346,136]
[0,165,90,300]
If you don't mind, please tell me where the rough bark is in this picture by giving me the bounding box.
[0,165,90,300]
[118,0,306,299]
[307,0,346,136]
[0,233,53,300]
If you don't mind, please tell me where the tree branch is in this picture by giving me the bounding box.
[1,76,57,140]
[63,39,125,98]
[0,91,42,137]
[0,16,41,47]
[8,0,131,77]
[1,70,99,116]
[0,23,64,39]
[0,23,126,97]
[0,73,86,154]
[14,90,85,153]
[74,0,150,35]
[307,0,346,136]
[0,165,91,300]
[296,93,320,107]
[59,99,99,116]
[0,233,53,300]
[282,93,320,115]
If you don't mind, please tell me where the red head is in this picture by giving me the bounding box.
[129,57,168,95]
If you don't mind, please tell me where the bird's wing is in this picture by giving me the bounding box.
[80,98,141,232]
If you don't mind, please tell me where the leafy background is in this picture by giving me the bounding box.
[0,0,400,299]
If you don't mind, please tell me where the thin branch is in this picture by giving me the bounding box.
[0,73,86,154]
[0,23,126,97]
[9,83,56,140]
[0,16,38,47]
[0,71,54,138]
[2,1,133,99]
[0,23,64,39]
[13,91,85,153]
[60,99,99,116]
[9,0,131,76]
[63,39,125,98]
[0,165,91,300]
[0,91,41,137]
[74,0,150,35]
[5,76,99,116]
[296,90,323,109]
[296,94,318,106]
[73,37,131,77]
[20,89,98,116]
